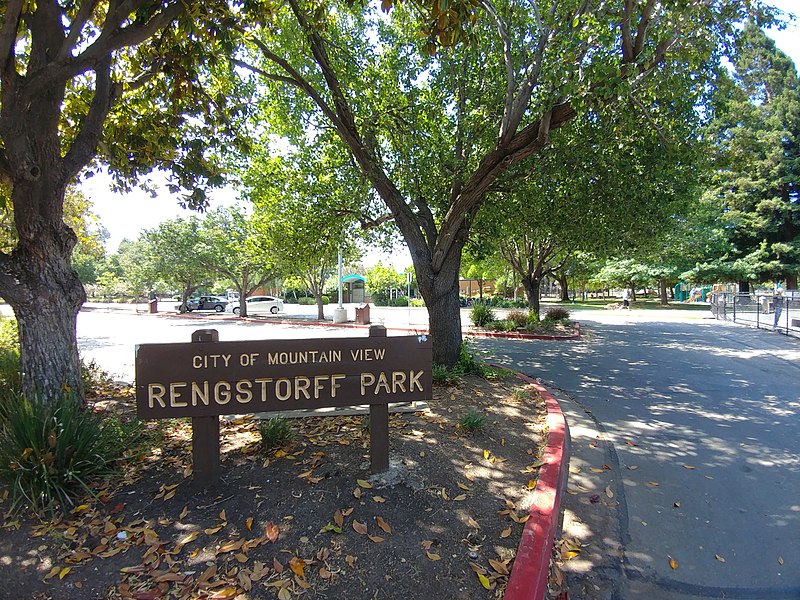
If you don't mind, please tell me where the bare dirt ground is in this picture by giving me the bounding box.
[0,373,548,600]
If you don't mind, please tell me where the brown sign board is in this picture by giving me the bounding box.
[136,334,433,420]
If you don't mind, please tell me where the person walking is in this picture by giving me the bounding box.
[622,288,630,309]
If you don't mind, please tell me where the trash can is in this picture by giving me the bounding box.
[355,303,371,325]
[148,299,158,313]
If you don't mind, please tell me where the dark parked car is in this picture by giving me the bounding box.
[175,295,229,313]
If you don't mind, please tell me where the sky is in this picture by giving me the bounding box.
[86,1,800,267]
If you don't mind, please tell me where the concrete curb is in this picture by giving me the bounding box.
[504,375,571,600]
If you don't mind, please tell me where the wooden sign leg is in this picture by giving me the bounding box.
[368,325,390,474]
[191,329,221,487]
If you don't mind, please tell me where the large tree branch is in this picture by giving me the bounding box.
[58,0,102,62]
[480,0,516,141]
[63,58,114,179]
[0,0,24,76]
[25,0,185,96]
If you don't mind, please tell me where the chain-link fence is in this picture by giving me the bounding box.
[710,292,800,338]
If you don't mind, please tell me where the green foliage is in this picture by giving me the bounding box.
[389,296,409,307]
[544,307,571,322]
[258,418,296,451]
[469,304,496,327]
[0,317,20,390]
[432,363,461,386]
[527,310,540,328]
[486,319,517,332]
[0,391,140,514]
[410,298,426,307]
[458,410,486,434]
[705,22,800,285]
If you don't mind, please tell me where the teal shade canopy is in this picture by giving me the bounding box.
[342,274,366,283]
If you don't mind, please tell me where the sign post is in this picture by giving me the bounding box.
[190,329,220,487]
[136,330,432,486]
[368,325,389,472]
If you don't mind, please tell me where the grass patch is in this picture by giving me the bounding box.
[258,417,296,451]
[458,410,486,434]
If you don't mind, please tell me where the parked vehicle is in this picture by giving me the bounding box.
[175,296,229,313]
[226,295,284,316]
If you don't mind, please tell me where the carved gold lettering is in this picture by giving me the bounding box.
[169,382,187,407]
[374,371,391,394]
[214,381,232,404]
[331,374,344,397]
[360,372,375,395]
[148,383,166,408]
[275,378,291,401]
[409,370,424,392]
[236,380,253,403]
[392,371,407,393]
[295,376,311,400]
[191,381,209,406]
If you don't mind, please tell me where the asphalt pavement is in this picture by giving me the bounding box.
[473,310,800,599]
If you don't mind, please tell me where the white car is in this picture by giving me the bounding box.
[226,295,284,316]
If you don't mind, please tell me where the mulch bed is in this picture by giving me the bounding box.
[0,373,548,600]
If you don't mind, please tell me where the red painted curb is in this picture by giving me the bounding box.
[504,375,570,600]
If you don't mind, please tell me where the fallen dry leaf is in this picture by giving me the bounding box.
[605,486,614,499]
[488,558,509,575]
[368,535,384,543]
[265,522,279,542]
[500,527,512,538]
[476,570,491,590]
[289,556,306,578]
[669,556,679,570]
[376,516,392,534]
[334,510,344,528]
[352,521,368,535]
[246,516,253,531]
[426,551,441,561]
[715,554,726,563]
[356,479,373,489]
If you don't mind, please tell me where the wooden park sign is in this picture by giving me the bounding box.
[135,326,432,486]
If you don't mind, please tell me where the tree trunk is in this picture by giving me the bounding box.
[786,275,797,290]
[3,184,86,401]
[413,234,465,367]
[557,272,570,301]
[425,282,462,367]
[523,278,542,314]
[738,280,750,294]
[316,294,325,320]
[659,279,669,306]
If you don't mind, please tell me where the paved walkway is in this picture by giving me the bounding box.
[474,311,800,598]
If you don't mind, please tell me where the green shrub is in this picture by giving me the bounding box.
[469,303,495,327]
[410,298,426,307]
[298,297,314,305]
[0,391,140,514]
[259,417,295,451]
[487,320,516,332]
[389,296,409,307]
[432,363,461,386]
[544,307,571,321]
[527,309,540,328]
[321,295,331,304]
[506,309,528,328]
[459,410,485,433]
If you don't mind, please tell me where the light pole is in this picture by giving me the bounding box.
[334,245,347,323]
